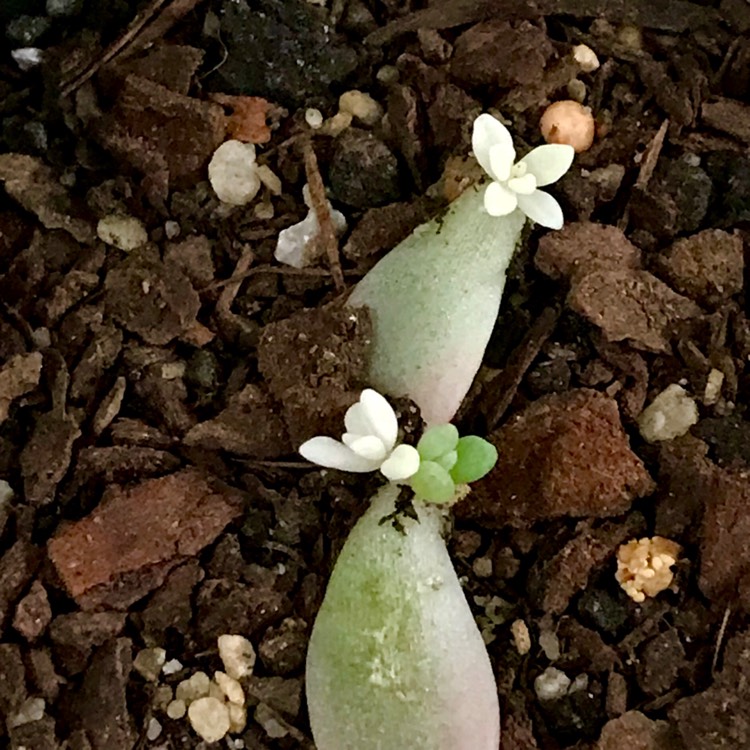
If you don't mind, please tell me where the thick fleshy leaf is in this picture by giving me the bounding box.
[299,437,380,472]
[348,435,388,461]
[488,142,514,183]
[472,114,514,180]
[344,402,372,437]
[507,173,537,195]
[410,460,456,504]
[341,432,359,448]
[359,389,398,451]
[450,436,498,484]
[518,144,574,187]
[380,443,421,480]
[417,424,459,461]
[483,181,518,217]
[433,449,458,472]
[516,189,564,229]
[306,486,501,750]
[347,187,526,425]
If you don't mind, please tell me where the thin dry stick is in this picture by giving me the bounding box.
[635,118,670,189]
[303,141,346,292]
[216,246,255,317]
[711,604,732,677]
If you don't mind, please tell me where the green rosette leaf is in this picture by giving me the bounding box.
[450,436,498,485]
[417,424,459,461]
[410,460,456,504]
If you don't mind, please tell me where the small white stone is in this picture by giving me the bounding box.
[187,696,231,743]
[12,48,44,71]
[538,630,561,661]
[572,44,600,72]
[97,215,148,251]
[146,717,162,741]
[217,635,256,681]
[8,697,45,728]
[133,647,166,681]
[162,658,183,675]
[208,140,261,206]
[319,111,352,137]
[175,671,211,703]
[566,78,587,103]
[568,673,589,693]
[472,556,493,578]
[256,164,282,195]
[154,686,173,710]
[166,699,186,719]
[305,108,324,129]
[164,220,180,239]
[376,65,399,84]
[534,667,571,701]
[638,384,699,443]
[339,90,384,127]
[214,671,245,706]
[704,368,724,406]
[254,702,289,739]
[510,619,531,655]
[228,702,247,733]
[274,204,347,269]
[0,480,14,507]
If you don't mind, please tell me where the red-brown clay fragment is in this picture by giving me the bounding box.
[48,469,241,608]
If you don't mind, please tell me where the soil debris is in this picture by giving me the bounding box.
[459,389,655,526]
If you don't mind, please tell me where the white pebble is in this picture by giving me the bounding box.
[166,699,186,720]
[319,111,352,137]
[568,673,589,693]
[0,480,14,506]
[164,220,180,239]
[305,108,324,129]
[472,556,493,578]
[218,635,256,681]
[8,697,45,728]
[572,44,600,72]
[339,90,384,127]
[154,686,173,710]
[510,619,531,655]
[208,140,261,206]
[162,658,183,675]
[274,204,347,269]
[146,717,162,741]
[638,384,698,443]
[538,630,561,661]
[187,696,231,743]
[703,368,724,406]
[228,702,247,733]
[254,703,289,739]
[133,647,166,681]
[175,671,211,703]
[534,667,571,701]
[12,47,44,71]
[214,671,245,706]
[97,215,148,252]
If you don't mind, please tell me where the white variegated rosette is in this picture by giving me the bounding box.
[472,113,575,229]
[299,389,420,481]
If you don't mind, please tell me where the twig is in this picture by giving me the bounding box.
[481,306,561,431]
[711,604,732,677]
[635,118,669,189]
[303,140,345,292]
[216,246,255,317]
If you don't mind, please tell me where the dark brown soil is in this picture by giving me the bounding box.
[1,1,750,748]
